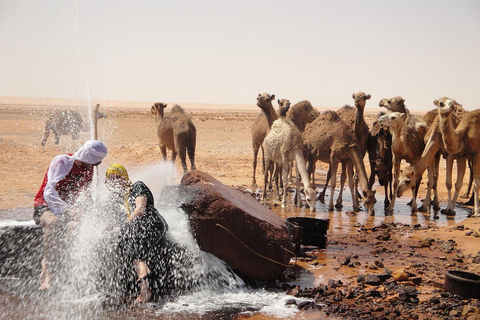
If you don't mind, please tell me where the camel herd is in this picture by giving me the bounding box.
[41,96,479,218]
[147,95,480,218]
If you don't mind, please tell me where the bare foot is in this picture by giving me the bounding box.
[39,272,52,291]
[134,280,152,304]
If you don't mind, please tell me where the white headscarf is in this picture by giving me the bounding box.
[73,140,108,164]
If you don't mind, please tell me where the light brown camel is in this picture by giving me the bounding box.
[303,111,377,214]
[251,93,277,188]
[377,110,427,213]
[329,93,376,203]
[435,97,480,217]
[150,103,196,172]
[261,117,318,211]
[396,104,467,214]
[285,100,320,186]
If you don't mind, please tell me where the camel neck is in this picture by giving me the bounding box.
[262,104,278,128]
[439,114,460,154]
[414,132,441,174]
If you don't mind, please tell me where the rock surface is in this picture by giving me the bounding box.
[179,170,294,281]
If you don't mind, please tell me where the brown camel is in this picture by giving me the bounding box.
[378,96,409,114]
[261,117,318,211]
[41,110,106,146]
[396,104,467,214]
[286,100,320,132]
[435,97,480,217]
[303,111,377,214]
[150,103,196,173]
[377,110,427,213]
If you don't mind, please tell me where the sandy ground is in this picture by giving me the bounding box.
[1,101,479,318]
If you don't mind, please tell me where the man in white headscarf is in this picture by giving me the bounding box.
[33,140,108,290]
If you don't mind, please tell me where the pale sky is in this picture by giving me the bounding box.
[1,0,479,110]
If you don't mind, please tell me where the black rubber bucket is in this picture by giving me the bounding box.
[443,270,480,299]
[285,217,330,254]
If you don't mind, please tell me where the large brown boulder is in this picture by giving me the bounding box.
[179,170,294,281]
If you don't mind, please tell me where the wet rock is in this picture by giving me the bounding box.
[337,255,351,266]
[179,170,294,281]
[375,231,390,241]
[419,238,434,247]
[392,270,409,281]
[0,225,43,278]
[365,275,381,286]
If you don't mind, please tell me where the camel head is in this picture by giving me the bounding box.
[352,92,371,108]
[256,93,275,111]
[362,190,377,215]
[396,166,417,198]
[434,97,458,116]
[377,112,405,131]
[379,96,408,114]
[304,187,319,212]
[151,102,167,116]
[277,99,291,117]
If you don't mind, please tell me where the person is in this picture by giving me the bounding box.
[33,140,108,290]
[105,164,168,303]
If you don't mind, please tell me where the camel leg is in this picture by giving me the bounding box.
[41,127,50,146]
[187,141,196,171]
[418,163,435,212]
[461,158,473,198]
[263,159,271,202]
[319,165,331,202]
[346,160,360,212]
[328,160,338,212]
[174,134,188,173]
[431,153,441,211]
[159,144,167,161]
[442,155,455,215]
[472,155,480,217]
[281,162,290,208]
[54,131,60,145]
[252,143,260,188]
[335,161,347,209]
[308,160,316,188]
[293,163,302,207]
[444,155,466,215]
[386,157,400,214]
[410,177,421,213]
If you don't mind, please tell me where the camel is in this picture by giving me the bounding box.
[41,110,106,146]
[378,96,409,114]
[318,93,375,206]
[377,109,427,213]
[434,97,480,217]
[369,112,393,209]
[303,111,377,214]
[396,104,467,214]
[286,100,320,132]
[251,93,277,188]
[150,103,196,173]
[261,116,318,211]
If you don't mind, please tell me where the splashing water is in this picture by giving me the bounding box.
[15,162,299,319]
